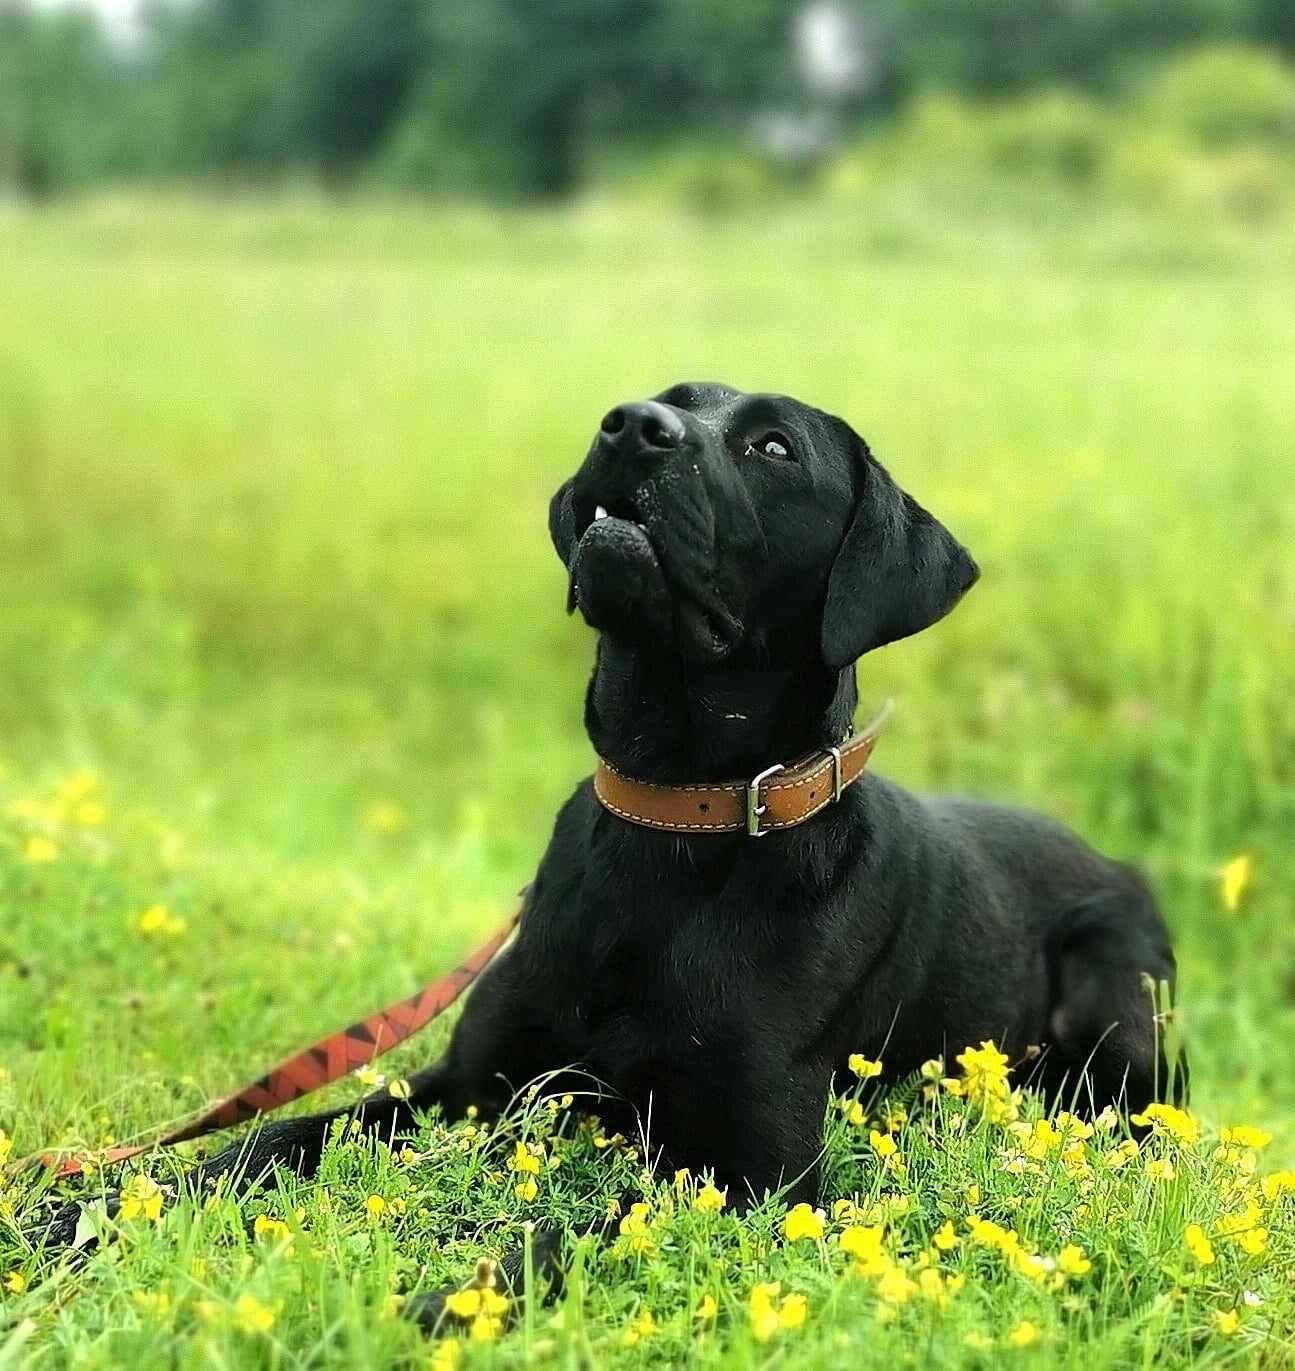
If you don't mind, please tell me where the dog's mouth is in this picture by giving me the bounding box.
[568,492,743,662]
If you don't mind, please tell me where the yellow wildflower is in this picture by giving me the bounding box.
[1219,855,1252,913]
[431,1342,461,1371]
[1185,1223,1216,1266]
[1057,1244,1093,1277]
[1220,1126,1272,1151]
[253,1215,292,1245]
[933,1220,959,1252]
[388,1079,412,1100]
[778,1292,807,1330]
[1214,1309,1240,1336]
[1008,1320,1040,1348]
[749,1282,807,1341]
[917,1268,962,1308]
[1130,1103,1198,1144]
[783,1202,826,1242]
[365,1195,386,1217]
[0,1129,11,1166]
[4,1271,27,1294]
[618,1201,655,1255]
[131,1291,172,1316]
[119,1174,165,1222]
[136,904,186,937]
[23,835,58,864]
[848,1054,883,1080]
[1103,1140,1140,1170]
[233,1293,278,1335]
[445,1290,483,1319]
[622,1310,656,1345]
[1147,1158,1176,1182]
[694,1182,727,1213]
[508,1140,542,1175]
[515,1177,538,1202]
[470,1313,502,1341]
[1260,1170,1295,1203]
[876,1264,918,1305]
[696,1293,718,1322]
[842,1099,866,1126]
[870,1129,897,1160]
[840,1224,887,1275]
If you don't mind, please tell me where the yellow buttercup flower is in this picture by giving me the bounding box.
[783,1202,826,1242]
[870,1130,898,1160]
[1130,1103,1199,1144]
[1214,1309,1240,1336]
[4,1271,27,1294]
[132,1291,172,1316]
[365,1195,387,1217]
[431,1342,461,1371]
[1147,1158,1176,1182]
[1008,1320,1040,1348]
[253,1214,292,1245]
[694,1182,727,1212]
[119,1174,165,1222]
[1260,1170,1295,1202]
[839,1224,887,1274]
[515,1177,538,1202]
[696,1293,718,1322]
[1218,854,1252,912]
[388,1078,412,1100]
[233,1293,278,1335]
[622,1310,656,1345]
[848,1054,883,1080]
[1220,1125,1272,1151]
[618,1201,655,1255]
[1057,1244,1093,1277]
[748,1282,807,1342]
[933,1220,959,1252]
[508,1140,543,1175]
[1185,1223,1216,1266]
[777,1292,807,1330]
[136,904,186,937]
[23,835,59,864]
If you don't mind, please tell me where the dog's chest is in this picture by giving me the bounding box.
[545,888,752,1082]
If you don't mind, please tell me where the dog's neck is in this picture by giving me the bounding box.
[585,636,859,784]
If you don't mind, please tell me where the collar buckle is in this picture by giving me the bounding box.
[746,763,786,838]
[827,744,845,803]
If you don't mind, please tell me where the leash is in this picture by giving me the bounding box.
[27,907,522,1179]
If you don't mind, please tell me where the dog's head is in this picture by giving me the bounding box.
[550,382,978,671]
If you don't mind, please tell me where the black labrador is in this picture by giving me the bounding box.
[44,383,1181,1310]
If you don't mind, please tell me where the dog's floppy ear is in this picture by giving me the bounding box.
[549,479,577,566]
[821,442,978,670]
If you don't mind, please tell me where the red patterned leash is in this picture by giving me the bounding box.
[29,908,522,1179]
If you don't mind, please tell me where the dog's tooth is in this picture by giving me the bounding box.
[595,505,609,521]
[636,523,646,531]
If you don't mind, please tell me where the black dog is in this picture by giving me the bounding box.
[45,383,1180,1304]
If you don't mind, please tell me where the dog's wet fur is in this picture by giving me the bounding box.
[41,383,1181,1325]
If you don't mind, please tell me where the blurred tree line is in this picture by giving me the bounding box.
[1,0,1293,197]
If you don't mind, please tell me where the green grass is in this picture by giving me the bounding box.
[1,191,1294,1367]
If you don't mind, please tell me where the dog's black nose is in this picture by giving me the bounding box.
[599,401,686,455]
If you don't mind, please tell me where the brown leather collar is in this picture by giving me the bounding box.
[594,700,893,837]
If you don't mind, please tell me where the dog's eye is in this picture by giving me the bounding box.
[746,433,793,461]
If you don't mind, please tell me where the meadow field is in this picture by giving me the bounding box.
[1,192,1294,1367]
